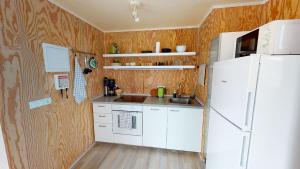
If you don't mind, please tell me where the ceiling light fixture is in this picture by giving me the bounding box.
[130,0,140,22]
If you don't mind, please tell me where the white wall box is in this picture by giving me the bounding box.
[42,43,70,72]
[166,107,203,152]
[143,106,168,148]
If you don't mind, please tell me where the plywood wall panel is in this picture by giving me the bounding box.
[0,0,104,169]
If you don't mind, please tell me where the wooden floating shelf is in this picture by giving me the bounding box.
[103,52,197,58]
[103,65,196,70]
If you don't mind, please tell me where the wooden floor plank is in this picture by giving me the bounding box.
[71,143,205,169]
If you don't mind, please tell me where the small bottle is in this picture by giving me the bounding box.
[173,90,177,98]
[155,42,160,53]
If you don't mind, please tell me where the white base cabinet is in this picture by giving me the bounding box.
[166,107,203,152]
[143,106,168,148]
[93,103,203,152]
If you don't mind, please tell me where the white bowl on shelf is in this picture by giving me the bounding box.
[112,63,122,66]
[176,45,186,52]
[130,62,136,66]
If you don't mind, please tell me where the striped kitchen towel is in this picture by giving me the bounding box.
[73,56,87,104]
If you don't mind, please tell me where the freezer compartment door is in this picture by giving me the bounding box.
[211,55,260,130]
[206,108,250,169]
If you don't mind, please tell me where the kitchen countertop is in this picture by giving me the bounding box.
[93,95,204,109]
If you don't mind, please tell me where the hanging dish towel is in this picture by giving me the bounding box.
[73,56,87,104]
[118,112,133,129]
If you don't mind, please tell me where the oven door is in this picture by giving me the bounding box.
[112,111,142,136]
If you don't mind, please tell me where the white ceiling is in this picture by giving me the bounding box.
[49,0,266,32]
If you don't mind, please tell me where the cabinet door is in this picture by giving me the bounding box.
[94,123,113,143]
[167,108,203,152]
[143,106,168,148]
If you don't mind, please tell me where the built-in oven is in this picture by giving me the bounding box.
[112,109,142,136]
[235,29,259,58]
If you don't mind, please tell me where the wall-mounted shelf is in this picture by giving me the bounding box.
[103,65,196,70]
[103,52,196,58]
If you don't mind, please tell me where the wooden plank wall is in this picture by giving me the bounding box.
[104,29,200,95]
[0,0,104,169]
[197,0,300,158]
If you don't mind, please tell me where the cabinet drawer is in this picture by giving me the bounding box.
[93,113,112,123]
[93,103,111,114]
[143,106,167,112]
[111,104,142,112]
[94,123,113,142]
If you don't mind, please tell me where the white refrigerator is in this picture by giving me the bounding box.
[0,125,9,169]
[206,54,300,169]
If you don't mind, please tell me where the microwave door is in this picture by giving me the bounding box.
[236,29,259,58]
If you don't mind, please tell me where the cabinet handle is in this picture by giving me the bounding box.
[150,108,160,111]
[221,80,227,83]
[170,110,180,112]
[98,125,107,128]
[99,115,106,117]
[97,105,105,108]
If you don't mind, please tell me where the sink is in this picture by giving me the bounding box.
[114,95,147,103]
[169,97,192,104]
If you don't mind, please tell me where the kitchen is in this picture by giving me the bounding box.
[0,0,300,169]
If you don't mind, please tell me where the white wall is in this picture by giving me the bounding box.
[0,124,9,169]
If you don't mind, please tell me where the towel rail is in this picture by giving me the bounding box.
[70,49,97,56]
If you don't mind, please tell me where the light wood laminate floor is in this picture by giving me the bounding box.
[71,143,205,169]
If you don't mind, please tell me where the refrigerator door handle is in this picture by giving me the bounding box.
[244,92,252,129]
[240,133,250,169]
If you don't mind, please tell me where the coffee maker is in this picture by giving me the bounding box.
[104,77,116,96]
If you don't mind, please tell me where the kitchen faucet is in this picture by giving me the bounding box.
[176,82,184,98]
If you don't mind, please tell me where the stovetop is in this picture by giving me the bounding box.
[113,95,147,103]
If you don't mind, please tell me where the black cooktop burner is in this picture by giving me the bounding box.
[114,95,147,103]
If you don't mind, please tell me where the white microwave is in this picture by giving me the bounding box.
[235,19,300,57]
